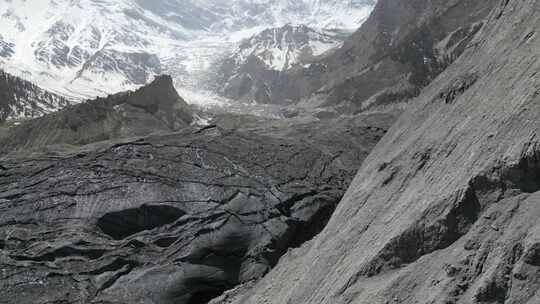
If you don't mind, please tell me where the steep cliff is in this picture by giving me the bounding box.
[212,0,540,303]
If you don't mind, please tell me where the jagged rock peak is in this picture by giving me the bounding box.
[145,74,175,89]
[143,74,176,91]
[0,74,193,154]
[123,74,191,117]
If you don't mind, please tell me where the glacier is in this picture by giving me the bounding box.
[0,0,375,108]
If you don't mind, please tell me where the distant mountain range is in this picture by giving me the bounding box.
[0,0,375,104]
[216,24,345,104]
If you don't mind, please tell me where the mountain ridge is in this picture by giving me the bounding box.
[216,24,344,104]
[0,69,71,122]
[0,74,193,153]
[0,0,375,101]
[211,0,497,108]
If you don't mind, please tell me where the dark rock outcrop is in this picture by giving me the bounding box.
[212,0,540,303]
[0,75,193,154]
[0,119,385,303]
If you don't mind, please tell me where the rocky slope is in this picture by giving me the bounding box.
[0,126,350,304]
[0,75,192,154]
[312,0,497,111]
[211,0,540,303]
[0,70,71,121]
[233,0,498,110]
[0,0,375,99]
[0,72,392,303]
[1,1,539,304]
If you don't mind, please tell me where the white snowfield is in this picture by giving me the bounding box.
[0,0,374,108]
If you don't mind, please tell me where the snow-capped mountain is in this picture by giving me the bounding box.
[0,0,187,99]
[0,70,71,121]
[229,24,343,72]
[215,24,345,104]
[136,0,376,32]
[0,0,375,105]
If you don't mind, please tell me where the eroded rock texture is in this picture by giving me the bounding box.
[211,0,540,303]
[0,119,385,303]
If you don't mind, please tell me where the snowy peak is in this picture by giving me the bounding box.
[233,24,343,71]
[135,0,375,32]
[266,0,376,30]
[0,0,180,98]
[0,0,178,98]
[215,24,345,104]
[0,70,71,121]
[0,0,376,101]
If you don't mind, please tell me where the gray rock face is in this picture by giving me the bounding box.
[0,75,192,154]
[0,69,392,303]
[34,21,82,68]
[2,1,539,304]
[229,0,498,113]
[0,118,385,303]
[212,0,540,303]
[315,0,498,112]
